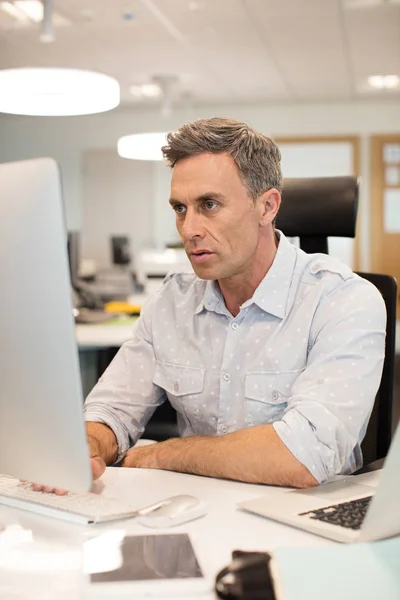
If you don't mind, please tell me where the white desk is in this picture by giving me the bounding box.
[0,468,332,599]
[76,323,134,350]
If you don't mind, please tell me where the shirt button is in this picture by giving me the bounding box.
[223,373,231,382]
[174,382,180,393]
[310,262,320,274]
[219,425,228,434]
[271,390,279,401]
[231,322,239,330]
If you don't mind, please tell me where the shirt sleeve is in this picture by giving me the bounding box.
[273,275,386,483]
[83,296,165,463]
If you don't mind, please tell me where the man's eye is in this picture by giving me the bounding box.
[174,204,186,214]
[204,201,217,210]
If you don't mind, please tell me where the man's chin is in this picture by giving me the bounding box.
[192,268,217,280]
[191,263,219,280]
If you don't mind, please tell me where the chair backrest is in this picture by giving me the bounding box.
[276,176,359,254]
[277,176,396,465]
[355,272,397,464]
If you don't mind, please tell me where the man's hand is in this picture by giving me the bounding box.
[120,443,161,469]
[29,422,117,494]
[30,445,106,495]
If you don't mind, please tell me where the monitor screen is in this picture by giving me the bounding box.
[67,230,80,284]
[111,235,131,266]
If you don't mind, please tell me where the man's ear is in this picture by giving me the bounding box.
[259,188,281,226]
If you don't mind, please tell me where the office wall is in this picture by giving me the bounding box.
[82,150,156,267]
[0,99,399,269]
[81,142,355,269]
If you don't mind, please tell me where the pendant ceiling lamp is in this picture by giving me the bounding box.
[117,132,168,161]
[0,68,120,116]
[0,1,120,116]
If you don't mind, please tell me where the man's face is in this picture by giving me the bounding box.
[169,152,268,281]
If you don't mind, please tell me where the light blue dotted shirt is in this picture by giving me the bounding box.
[84,231,386,483]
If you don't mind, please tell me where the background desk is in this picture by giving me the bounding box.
[0,468,336,599]
[76,319,136,397]
[76,321,135,350]
[76,319,400,353]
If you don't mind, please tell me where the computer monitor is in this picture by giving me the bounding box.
[67,230,104,310]
[111,235,131,266]
[67,230,80,285]
[0,158,92,492]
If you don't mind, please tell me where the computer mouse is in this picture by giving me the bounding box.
[136,494,208,529]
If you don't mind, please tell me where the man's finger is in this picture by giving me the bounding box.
[22,455,106,495]
[91,456,106,480]
[31,483,44,491]
[30,483,68,495]
[42,486,68,495]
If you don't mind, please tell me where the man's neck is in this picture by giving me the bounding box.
[219,230,279,317]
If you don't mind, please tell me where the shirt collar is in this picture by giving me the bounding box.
[194,279,226,315]
[249,230,297,319]
[194,230,297,319]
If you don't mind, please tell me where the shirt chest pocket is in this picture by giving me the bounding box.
[245,369,304,425]
[153,361,205,426]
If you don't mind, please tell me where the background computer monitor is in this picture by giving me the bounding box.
[111,235,131,266]
[67,230,104,310]
[67,230,80,285]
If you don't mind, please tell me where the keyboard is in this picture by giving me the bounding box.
[299,496,372,530]
[0,475,140,524]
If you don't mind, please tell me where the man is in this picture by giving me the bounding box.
[81,118,385,490]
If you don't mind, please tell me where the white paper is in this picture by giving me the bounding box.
[384,189,400,233]
[383,144,400,164]
[385,166,400,186]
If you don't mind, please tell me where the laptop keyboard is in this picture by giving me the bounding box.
[299,496,372,530]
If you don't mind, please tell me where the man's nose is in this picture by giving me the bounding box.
[180,209,204,240]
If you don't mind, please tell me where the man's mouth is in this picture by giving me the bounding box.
[190,250,215,264]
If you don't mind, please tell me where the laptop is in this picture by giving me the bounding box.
[238,421,400,542]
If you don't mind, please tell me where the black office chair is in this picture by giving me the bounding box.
[277,176,359,254]
[143,404,178,441]
[355,273,397,465]
[277,176,397,465]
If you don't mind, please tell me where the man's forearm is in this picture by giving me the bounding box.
[86,421,119,465]
[131,425,318,488]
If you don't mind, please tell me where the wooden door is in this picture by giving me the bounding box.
[371,136,400,315]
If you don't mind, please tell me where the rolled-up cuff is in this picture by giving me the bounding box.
[273,411,336,484]
[84,406,130,464]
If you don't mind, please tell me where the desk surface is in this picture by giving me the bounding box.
[76,319,136,349]
[77,319,400,354]
[0,468,333,599]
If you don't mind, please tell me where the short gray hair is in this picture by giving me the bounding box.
[162,117,282,199]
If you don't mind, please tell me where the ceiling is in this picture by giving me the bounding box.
[0,0,399,108]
